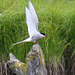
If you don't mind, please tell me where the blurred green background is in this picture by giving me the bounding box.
[0,0,75,63]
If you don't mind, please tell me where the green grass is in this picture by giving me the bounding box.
[0,0,75,63]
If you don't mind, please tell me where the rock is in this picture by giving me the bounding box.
[7,44,47,75]
[26,44,47,75]
[7,53,28,75]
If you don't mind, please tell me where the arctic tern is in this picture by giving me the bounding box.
[13,1,47,45]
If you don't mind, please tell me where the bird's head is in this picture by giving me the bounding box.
[41,33,48,37]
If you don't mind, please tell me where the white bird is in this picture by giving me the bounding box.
[12,1,47,45]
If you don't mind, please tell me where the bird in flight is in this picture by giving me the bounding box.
[12,1,47,45]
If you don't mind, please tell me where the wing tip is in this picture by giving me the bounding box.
[29,0,33,7]
[25,6,29,12]
[25,6,27,9]
[29,0,31,4]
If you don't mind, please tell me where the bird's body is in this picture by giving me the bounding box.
[12,1,47,46]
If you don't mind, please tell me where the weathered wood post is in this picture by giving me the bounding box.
[7,44,47,75]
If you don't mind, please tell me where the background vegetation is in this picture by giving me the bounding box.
[0,0,75,63]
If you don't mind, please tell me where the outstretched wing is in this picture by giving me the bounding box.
[25,1,39,37]
[29,1,38,30]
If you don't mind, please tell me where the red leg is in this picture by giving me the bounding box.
[34,42,38,44]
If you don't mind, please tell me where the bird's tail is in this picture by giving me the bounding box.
[12,40,26,45]
[12,40,24,46]
[12,38,31,46]
[10,40,27,50]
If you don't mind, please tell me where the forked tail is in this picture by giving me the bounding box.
[12,38,31,46]
[12,40,24,46]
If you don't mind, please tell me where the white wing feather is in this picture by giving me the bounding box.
[25,1,39,37]
[29,1,38,31]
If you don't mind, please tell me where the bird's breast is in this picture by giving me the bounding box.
[31,33,44,42]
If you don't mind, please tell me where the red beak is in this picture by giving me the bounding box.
[45,35,48,37]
